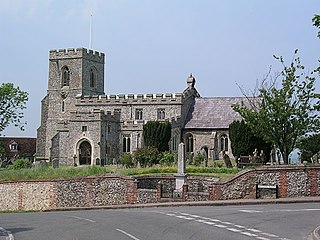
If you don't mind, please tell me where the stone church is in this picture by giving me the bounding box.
[36,48,245,166]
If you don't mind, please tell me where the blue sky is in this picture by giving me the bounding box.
[1,0,320,137]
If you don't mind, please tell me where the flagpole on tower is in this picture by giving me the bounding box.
[89,14,92,49]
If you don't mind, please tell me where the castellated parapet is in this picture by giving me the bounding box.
[49,48,104,63]
[76,93,184,105]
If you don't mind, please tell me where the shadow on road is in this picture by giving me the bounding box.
[6,227,33,234]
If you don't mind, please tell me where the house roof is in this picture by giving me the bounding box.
[184,97,248,129]
[0,137,36,159]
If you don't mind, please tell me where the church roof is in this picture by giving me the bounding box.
[184,97,248,129]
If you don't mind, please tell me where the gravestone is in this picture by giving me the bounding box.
[33,160,48,168]
[270,149,276,165]
[52,158,59,168]
[174,143,188,198]
[223,151,233,168]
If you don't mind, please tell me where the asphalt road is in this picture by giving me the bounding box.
[1,202,320,240]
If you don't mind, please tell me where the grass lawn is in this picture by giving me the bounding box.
[0,160,241,181]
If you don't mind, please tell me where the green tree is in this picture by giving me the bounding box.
[0,83,28,134]
[297,134,320,163]
[232,51,320,164]
[312,14,320,39]
[229,120,271,161]
[143,121,171,152]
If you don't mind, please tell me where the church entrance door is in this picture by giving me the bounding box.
[79,141,92,165]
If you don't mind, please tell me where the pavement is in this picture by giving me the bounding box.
[2,196,320,240]
[0,227,13,240]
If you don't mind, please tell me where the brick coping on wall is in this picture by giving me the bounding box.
[0,174,135,184]
[215,165,320,185]
[1,165,319,185]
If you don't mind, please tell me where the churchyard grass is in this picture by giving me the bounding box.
[0,163,241,181]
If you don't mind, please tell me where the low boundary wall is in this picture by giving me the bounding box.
[0,166,319,211]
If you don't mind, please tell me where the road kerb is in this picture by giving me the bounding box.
[313,226,320,240]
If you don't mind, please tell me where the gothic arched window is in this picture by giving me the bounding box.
[61,66,70,87]
[220,134,229,152]
[122,135,131,153]
[90,68,97,88]
[185,133,194,153]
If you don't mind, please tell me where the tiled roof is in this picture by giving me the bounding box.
[0,137,36,158]
[184,97,248,129]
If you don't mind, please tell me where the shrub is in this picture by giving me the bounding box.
[213,161,223,168]
[159,151,177,167]
[134,147,160,168]
[192,153,204,166]
[12,159,31,170]
[186,152,194,164]
[119,154,136,168]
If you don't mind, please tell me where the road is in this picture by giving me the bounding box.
[1,202,320,240]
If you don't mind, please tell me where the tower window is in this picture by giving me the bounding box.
[157,109,165,120]
[90,68,96,88]
[61,100,65,112]
[135,109,143,120]
[82,126,88,132]
[61,66,70,86]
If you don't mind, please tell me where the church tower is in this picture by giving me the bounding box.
[48,48,105,96]
[36,48,105,161]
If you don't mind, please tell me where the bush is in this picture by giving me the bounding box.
[12,159,31,170]
[186,152,194,164]
[134,147,160,168]
[191,153,204,166]
[213,161,224,168]
[119,154,136,168]
[159,151,177,167]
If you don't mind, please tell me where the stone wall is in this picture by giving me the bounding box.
[211,166,320,200]
[0,166,320,211]
[0,180,56,211]
[137,189,158,204]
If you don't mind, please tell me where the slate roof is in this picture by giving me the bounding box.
[184,97,248,129]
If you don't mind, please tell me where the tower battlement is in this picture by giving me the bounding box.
[49,48,104,63]
[76,92,186,105]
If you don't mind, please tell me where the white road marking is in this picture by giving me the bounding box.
[239,210,263,213]
[234,224,247,229]
[248,228,262,233]
[164,211,291,240]
[116,228,141,240]
[64,215,96,223]
[256,237,271,240]
[176,215,194,220]
[226,227,242,233]
[261,232,279,238]
[239,208,320,214]
[241,231,259,237]
[215,224,228,228]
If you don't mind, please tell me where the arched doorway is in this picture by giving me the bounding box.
[79,141,92,165]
